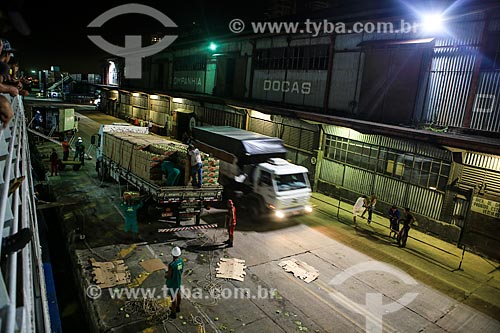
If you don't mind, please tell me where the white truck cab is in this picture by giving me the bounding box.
[192,125,313,220]
[252,158,312,218]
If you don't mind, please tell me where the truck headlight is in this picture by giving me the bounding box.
[305,205,313,213]
[275,210,285,219]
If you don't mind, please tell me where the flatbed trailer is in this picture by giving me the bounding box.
[101,152,223,226]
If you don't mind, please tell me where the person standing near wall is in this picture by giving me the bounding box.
[353,195,367,225]
[148,119,153,133]
[388,205,400,239]
[361,193,377,224]
[398,208,415,248]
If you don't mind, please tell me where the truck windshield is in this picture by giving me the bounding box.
[274,173,308,192]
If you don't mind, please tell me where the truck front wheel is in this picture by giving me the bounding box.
[247,198,262,221]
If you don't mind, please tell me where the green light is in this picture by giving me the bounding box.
[209,42,218,51]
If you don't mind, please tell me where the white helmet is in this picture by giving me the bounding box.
[171,246,181,257]
[77,137,82,140]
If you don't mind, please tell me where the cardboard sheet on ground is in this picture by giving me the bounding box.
[140,258,168,273]
[278,258,319,283]
[90,258,131,289]
[216,258,246,281]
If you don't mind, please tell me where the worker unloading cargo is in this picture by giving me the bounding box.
[119,193,143,235]
[96,124,223,225]
[161,158,180,186]
[188,144,202,188]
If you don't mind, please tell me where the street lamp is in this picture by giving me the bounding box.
[420,12,445,34]
[209,42,218,51]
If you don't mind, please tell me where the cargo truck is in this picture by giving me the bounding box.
[96,124,223,225]
[192,126,312,219]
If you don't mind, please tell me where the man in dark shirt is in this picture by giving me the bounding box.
[49,148,59,176]
[398,207,414,248]
[388,205,400,239]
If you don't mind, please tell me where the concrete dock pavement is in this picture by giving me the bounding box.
[309,192,500,320]
[29,109,500,332]
[35,139,500,332]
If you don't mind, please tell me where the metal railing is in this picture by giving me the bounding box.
[0,94,51,332]
[311,194,463,263]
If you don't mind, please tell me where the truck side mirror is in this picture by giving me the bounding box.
[91,135,96,145]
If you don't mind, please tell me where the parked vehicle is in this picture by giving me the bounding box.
[96,124,223,225]
[192,126,312,219]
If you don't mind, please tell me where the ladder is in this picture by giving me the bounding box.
[48,125,57,138]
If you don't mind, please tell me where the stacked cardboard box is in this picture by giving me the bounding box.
[103,132,220,186]
[201,154,220,185]
[148,143,190,184]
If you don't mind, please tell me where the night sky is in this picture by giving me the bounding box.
[1,0,475,74]
[2,0,269,73]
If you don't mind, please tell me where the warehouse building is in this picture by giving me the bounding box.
[99,1,500,259]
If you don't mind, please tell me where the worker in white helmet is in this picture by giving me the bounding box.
[165,246,184,319]
[74,137,84,164]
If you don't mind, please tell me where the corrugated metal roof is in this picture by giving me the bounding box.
[357,38,434,47]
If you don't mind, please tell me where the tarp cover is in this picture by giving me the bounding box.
[192,126,287,164]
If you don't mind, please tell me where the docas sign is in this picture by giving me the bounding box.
[263,80,311,95]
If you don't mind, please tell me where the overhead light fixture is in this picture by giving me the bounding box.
[150,94,159,100]
[132,92,140,97]
[172,97,184,103]
[209,42,218,51]
[420,13,445,33]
